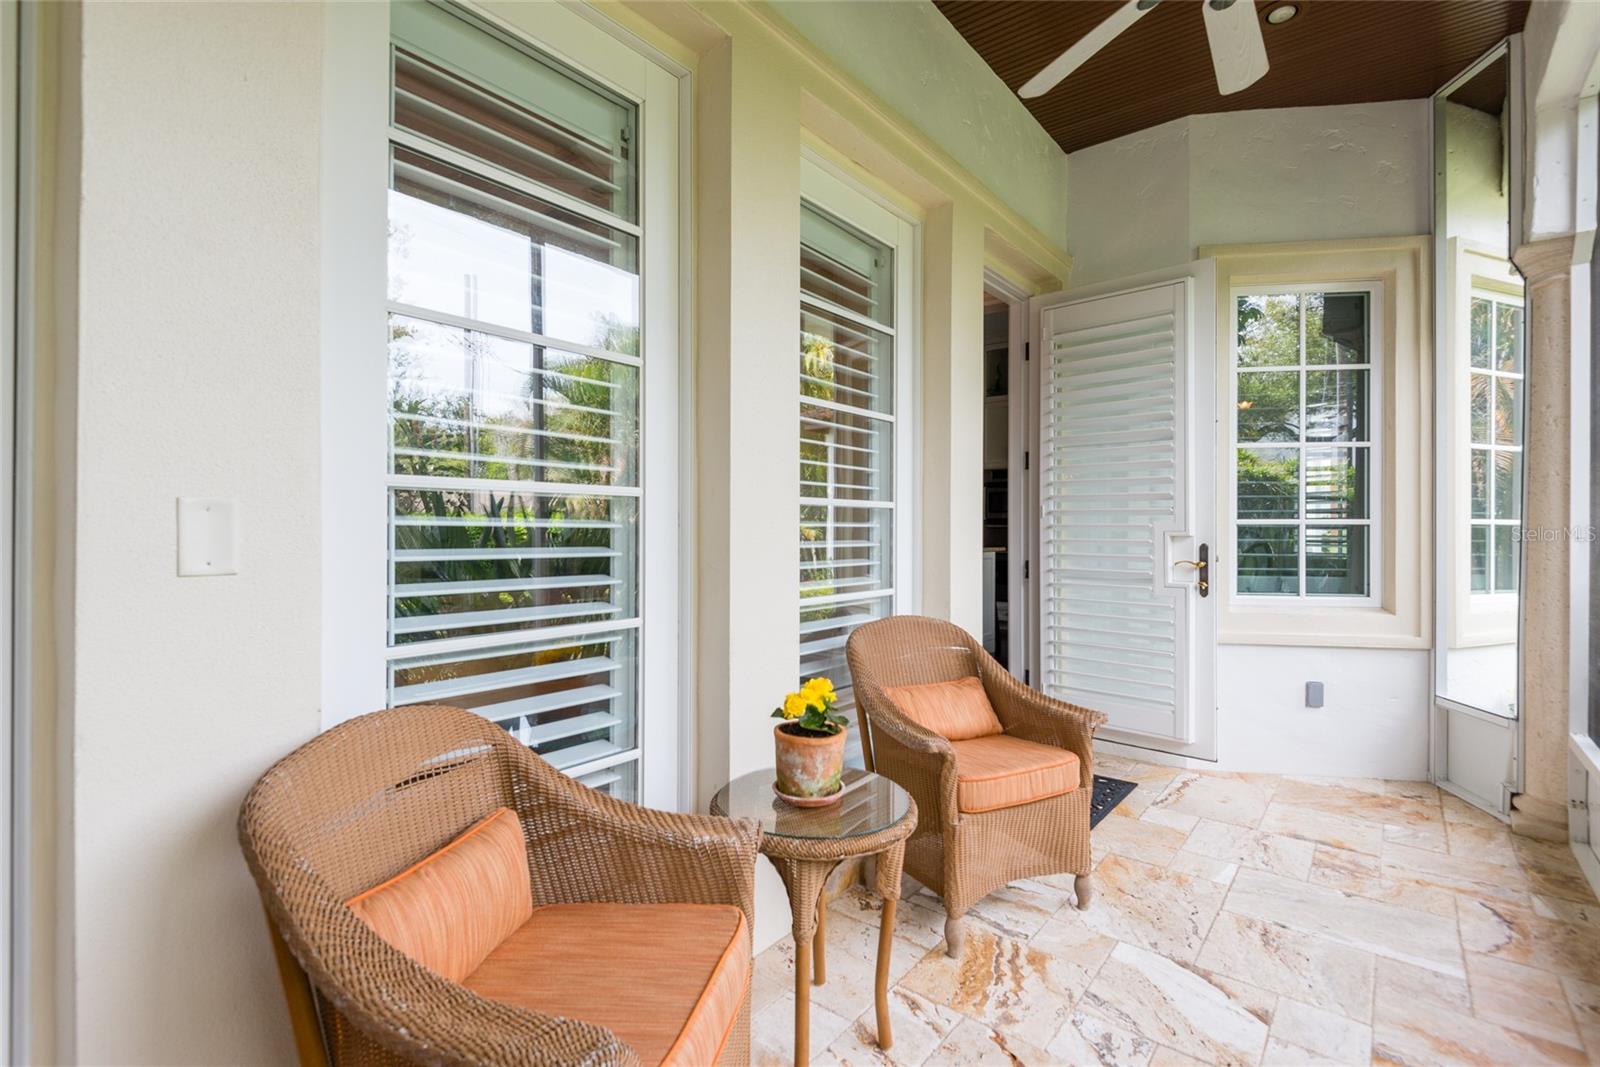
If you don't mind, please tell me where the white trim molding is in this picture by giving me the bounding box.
[1201,237,1433,649]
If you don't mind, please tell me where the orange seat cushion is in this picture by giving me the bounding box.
[464,902,750,1067]
[883,675,1004,741]
[951,734,1079,813]
[345,807,532,983]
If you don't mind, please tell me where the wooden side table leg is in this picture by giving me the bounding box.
[872,838,907,1052]
[875,896,897,1050]
[813,898,826,985]
[793,935,812,1065]
[772,856,831,1067]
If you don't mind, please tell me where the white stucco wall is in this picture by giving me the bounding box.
[1067,101,1435,779]
[766,0,1068,249]
[1066,101,1432,287]
[1444,101,1512,249]
[68,2,322,1062]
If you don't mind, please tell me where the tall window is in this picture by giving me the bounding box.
[1468,292,1523,593]
[384,3,648,798]
[1233,288,1376,599]
[797,181,911,767]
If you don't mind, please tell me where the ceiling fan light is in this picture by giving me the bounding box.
[1266,4,1299,24]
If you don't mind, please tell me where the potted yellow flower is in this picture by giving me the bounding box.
[771,677,848,804]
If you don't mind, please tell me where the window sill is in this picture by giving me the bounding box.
[1219,603,1428,649]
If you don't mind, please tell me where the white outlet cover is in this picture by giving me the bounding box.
[177,497,239,576]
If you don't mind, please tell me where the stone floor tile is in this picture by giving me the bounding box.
[1264,999,1372,1066]
[1380,820,1449,854]
[1223,867,1464,976]
[1307,844,1457,918]
[1532,891,1600,929]
[1443,820,1519,864]
[1380,839,1528,902]
[1044,1007,1159,1067]
[1439,791,1505,828]
[1563,976,1600,1064]
[965,877,1073,941]
[1373,956,1472,1017]
[1457,895,1600,982]
[753,991,854,1067]
[1077,854,1228,963]
[920,1017,1054,1066]
[1182,819,1317,881]
[1259,802,1384,856]
[1512,835,1600,905]
[1150,772,1276,829]
[1372,997,1589,1067]
[822,987,962,1067]
[1094,808,1193,867]
[1082,941,1270,1067]
[898,915,1111,1050]
[1464,952,1583,1049]
[1274,777,1439,828]
[1167,851,1239,886]
[1196,910,1375,1023]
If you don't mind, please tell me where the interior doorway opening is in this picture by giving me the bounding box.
[980,274,1031,680]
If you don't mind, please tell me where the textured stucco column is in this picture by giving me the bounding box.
[920,201,986,634]
[1511,236,1576,841]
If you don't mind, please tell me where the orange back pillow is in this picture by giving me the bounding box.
[882,675,1004,741]
[345,806,532,982]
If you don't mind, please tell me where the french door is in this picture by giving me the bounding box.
[1030,277,1217,756]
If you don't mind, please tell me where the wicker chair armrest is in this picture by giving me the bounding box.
[864,700,955,758]
[854,679,961,828]
[264,892,640,1067]
[510,753,762,925]
[979,658,1106,787]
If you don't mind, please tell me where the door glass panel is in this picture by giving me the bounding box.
[1436,47,1525,735]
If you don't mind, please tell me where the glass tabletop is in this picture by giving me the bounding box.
[709,767,911,840]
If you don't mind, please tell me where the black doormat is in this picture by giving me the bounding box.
[1090,775,1137,828]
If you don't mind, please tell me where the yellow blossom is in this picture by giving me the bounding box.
[781,692,808,720]
[801,677,836,703]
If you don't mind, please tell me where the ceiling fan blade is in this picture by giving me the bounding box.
[1018,0,1155,100]
[1202,0,1269,95]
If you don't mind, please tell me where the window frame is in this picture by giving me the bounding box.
[1228,280,1385,610]
[320,0,685,810]
[796,155,919,764]
[1465,285,1525,598]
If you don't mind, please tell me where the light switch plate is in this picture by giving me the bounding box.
[177,497,239,576]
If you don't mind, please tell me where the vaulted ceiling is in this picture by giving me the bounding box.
[935,0,1529,154]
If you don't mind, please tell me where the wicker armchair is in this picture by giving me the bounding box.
[846,615,1106,957]
[238,704,761,1067]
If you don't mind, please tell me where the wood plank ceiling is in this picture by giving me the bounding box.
[935,0,1529,154]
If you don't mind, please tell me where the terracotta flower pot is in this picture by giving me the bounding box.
[774,723,846,800]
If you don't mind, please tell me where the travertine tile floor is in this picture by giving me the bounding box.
[751,754,1600,1066]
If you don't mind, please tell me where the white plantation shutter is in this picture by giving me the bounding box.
[384,3,649,798]
[798,197,902,768]
[1039,283,1193,742]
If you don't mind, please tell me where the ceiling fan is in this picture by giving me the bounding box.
[1018,0,1269,100]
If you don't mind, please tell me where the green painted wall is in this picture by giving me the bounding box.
[765,0,1068,248]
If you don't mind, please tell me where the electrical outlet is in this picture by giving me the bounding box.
[1305,681,1324,708]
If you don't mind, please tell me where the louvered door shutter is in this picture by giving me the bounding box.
[1038,283,1194,742]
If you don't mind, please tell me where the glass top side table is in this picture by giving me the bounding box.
[710,768,917,1066]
